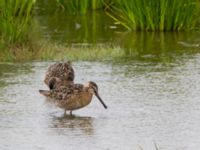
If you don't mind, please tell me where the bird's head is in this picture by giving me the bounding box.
[48,77,61,90]
[85,81,107,109]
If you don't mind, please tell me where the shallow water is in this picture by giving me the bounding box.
[1,55,200,149]
[1,1,200,149]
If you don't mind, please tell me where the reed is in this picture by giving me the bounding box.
[0,0,35,46]
[106,0,198,31]
[91,0,104,10]
[57,0,104,14]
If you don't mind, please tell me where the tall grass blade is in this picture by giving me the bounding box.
[0,0,35,45]
[106,0,199,31]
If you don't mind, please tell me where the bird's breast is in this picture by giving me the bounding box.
[65,92,93,110]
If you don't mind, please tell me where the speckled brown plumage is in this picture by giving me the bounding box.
[39,81,107,115]
[44,62,74,89]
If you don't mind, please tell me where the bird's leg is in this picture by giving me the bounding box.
[64,109,67,116]
[70,111,72,115]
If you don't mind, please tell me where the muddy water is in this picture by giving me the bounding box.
[1,54,200,150]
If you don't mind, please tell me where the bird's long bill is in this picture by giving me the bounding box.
[95,92,107,109]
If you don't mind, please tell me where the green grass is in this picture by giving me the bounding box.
[0,0,200,62]
[37,41,124,61]
[0,38,124,62]
[106,0,198,31]
[56,0,105,14]
[0,0,35,61]
[0,0,35,45]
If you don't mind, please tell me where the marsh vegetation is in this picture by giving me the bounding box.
[1,1,200,150]
[0,0,200,61]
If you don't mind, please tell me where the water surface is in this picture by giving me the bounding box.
[1,53,200,150]
[1,2,200,149]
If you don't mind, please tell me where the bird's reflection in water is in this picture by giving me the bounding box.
[50,114,94,135]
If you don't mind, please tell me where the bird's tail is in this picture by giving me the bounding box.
[39,90,50,96]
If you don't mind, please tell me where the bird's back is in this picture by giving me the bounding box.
[44,62,74,87]
[51,83,84,100]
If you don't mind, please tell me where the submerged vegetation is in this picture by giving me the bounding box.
[0,0,200,61]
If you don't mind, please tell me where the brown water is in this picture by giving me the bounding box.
[1,53,200,150]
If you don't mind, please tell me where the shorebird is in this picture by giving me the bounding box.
[44,62,74,89]
[39,81,107,115]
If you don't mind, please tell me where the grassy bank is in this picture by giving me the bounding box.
[0,40,124,62]
[0,0,200,62]
[34,42,124,61]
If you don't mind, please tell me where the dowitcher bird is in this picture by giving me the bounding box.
[44,62,74,89]
[39,81,107,115]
